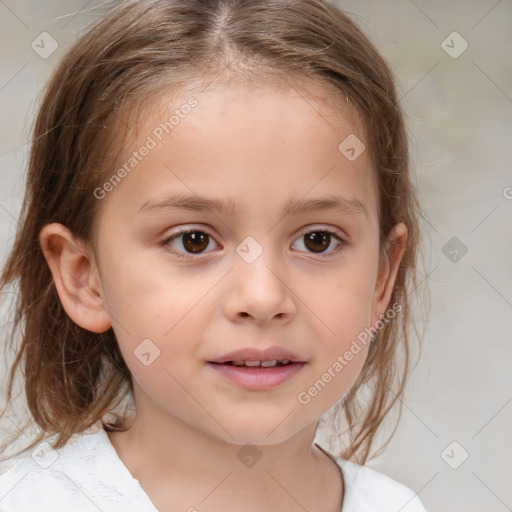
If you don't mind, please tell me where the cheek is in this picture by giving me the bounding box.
[100,243,211,333]
[307,257,376,395]
[314,260,377,335]
[111,307,206,415]
[100,256,213,393]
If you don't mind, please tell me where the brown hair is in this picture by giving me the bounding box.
[0,0,427,465]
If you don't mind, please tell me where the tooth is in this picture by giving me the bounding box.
[280,359,291,365]
[260,360,277,367]
[244,360,261,367]
[231,360,245,366]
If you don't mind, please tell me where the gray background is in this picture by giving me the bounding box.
[1,1,511,511]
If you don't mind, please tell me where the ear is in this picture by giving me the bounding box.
[371,222,408,326]
[39,223,112,333]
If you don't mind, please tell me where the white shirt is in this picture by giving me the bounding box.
[0,423,427,511]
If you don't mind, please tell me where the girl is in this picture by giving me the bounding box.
[0,0,428,510]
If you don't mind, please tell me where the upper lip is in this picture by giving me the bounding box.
[209,347,304,364]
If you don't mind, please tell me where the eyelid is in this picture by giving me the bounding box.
[297,224,346,239]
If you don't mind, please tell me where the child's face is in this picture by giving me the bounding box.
[90,81,405,444]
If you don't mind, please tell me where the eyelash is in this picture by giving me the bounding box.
[159,226,347,260]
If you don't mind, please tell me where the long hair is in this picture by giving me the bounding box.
[0,0,426,465]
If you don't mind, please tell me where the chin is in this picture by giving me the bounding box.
[207,413,311,447]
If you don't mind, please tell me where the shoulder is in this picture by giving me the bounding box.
[0,423,155,512]
[335,456,427,512]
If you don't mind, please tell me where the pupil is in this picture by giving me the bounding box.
[183,232,209,253]
[305,232,330,252]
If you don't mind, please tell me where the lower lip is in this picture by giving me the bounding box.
[207,362,305,390]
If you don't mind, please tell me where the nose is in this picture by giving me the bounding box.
[223,248,297,325]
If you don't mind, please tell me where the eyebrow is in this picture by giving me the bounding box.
[138,193,367,217]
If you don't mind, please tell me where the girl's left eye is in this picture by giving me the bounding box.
[291,228,346,258]
[160,227,346,260]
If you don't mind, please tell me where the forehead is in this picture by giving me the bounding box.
[97,79,376,224]
[132,73,367,153]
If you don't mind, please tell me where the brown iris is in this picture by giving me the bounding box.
[182,232,210,253]
[303,232,331,253]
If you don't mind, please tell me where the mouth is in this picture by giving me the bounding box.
[217,359,294,367]
[207,346,306,390]
[208,346,304,365]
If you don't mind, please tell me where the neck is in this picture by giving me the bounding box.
[107,388,344,512]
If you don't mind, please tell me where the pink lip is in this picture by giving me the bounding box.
[207,346,306,391]
[209,346,303,364]
[207,362,306,390]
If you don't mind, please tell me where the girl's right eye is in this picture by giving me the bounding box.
[160,228,219,260]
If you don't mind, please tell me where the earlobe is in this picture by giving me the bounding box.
[371,222,407,326]
[39,223,112,333]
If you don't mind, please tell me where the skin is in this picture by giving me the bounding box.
[40,79,407,512]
